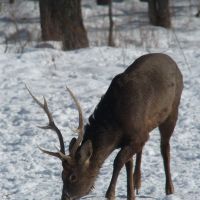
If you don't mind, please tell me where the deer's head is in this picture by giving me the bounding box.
[26,86,95,200]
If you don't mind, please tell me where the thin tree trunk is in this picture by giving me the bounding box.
[108,0,115,46]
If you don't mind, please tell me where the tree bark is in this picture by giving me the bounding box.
[62,0,89,50]
[148,0,157,26]
[39,0,64,41]
[148,0,171,28]
[157,0,171,28]
[108,0,115,46]
[39,0,89,50]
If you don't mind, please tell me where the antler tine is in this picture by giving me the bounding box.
[66,86,84,157]
[25,85,53,125]
[66,86,84,134]
[38,145,62,159]
[25,84,65,155]
[38,146,73,164]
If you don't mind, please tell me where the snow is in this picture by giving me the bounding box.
[0,0,200,200]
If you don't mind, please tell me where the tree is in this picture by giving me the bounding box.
[62,0,89,50]
[148,0,171,28]
[108,0,115,46]
[39,0,89,50]
[39,0,62,41]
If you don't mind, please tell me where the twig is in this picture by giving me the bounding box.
[10,11,29,54]
[172,28,191,72]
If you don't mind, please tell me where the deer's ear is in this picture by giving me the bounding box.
[79,140,93,164]
[69,137,77,154]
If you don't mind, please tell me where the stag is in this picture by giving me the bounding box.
[27,53,183,200]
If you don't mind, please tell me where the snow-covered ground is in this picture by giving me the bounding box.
[0,0,200,200]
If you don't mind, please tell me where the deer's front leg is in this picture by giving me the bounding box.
[106,146,136,200]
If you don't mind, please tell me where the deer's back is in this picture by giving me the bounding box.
[106,54,183,138]
[86,53,183,148]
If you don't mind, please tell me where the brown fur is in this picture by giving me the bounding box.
[37,53,183,200]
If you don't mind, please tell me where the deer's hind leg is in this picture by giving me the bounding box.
[133,150,142,194]
[159,107,179,195]
[125,150,143,199]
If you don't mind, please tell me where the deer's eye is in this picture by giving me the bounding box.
[69,173,77,183]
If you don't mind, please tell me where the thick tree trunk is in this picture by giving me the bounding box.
[157,0,171,28]
[148,0,157,26]
[148,0,171,28]
[62,0,89,50]
[39,0,64,41]
[39,0,89,50]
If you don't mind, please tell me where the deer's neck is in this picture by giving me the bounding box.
[83,95,122,170]
[83,121,121,171]
[90,140,115,170]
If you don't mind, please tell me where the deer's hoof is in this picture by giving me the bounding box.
[166,184,174,195]
[128,195,135,200]
[105,190,115,200]
[133,172,141,194]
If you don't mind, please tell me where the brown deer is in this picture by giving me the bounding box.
[27,53,183,200]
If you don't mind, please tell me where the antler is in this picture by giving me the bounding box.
[66,87,84,158]
[26,85,66,160]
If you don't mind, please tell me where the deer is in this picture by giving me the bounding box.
[27,53,183,200]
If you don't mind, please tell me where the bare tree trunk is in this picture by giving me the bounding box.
[62,0,89,50]
[148,0,157,26]
[148,0,171,28]
[108,0,115,46]
[39,0,89,50]
[157,0,171,28]
[39,0,64,41]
